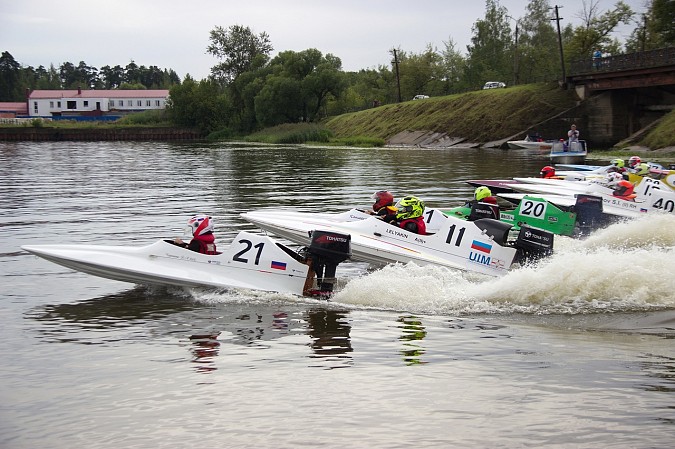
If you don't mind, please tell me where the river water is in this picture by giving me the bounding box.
[1,141,674,448]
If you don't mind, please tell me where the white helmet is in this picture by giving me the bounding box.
[606,172,624,186]
[187,214,214,236]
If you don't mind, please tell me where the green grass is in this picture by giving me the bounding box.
[244,123,333,144]
[323,82,577,143]
[640,109,675,150]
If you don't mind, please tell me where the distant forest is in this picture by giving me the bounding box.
[0,53,180,100]
[1,0,672,136]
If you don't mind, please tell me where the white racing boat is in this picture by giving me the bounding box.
[241,208,554,277]
[22,230,353,297]
[500,178,675,219]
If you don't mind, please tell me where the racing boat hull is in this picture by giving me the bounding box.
[22,232,315,295]
[241,208,553,277]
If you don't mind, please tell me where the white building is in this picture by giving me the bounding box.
[27,88,170,118]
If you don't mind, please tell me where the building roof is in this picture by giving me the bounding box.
[0,102,28,113]
[28,89,170,99]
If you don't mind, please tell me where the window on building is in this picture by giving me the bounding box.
[67,100,76,109]
[83,101,89,107]
[57,101,61,108]
[137,100,142,107]
[109,101,114,108]
[33,102,38,114]
[146,100,151,107]
[127,100,132,106]
[155,100,161,107]
[50,101,54,108]
[119,100,123,106]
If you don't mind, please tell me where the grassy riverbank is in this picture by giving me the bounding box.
[323,82,578,143]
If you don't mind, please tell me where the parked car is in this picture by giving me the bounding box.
[412,94,430,100]
[482,81,506,89]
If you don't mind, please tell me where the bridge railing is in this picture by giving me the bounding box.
[569,46,675,76]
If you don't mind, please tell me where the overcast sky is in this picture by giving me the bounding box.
[1,0,647,80]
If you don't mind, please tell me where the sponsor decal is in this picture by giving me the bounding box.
[386,228,409,238]
[469,252,491,266]
[271,261,287,270]
[470,240,492,254]
[490,258,505,269]
[640,208,648,213]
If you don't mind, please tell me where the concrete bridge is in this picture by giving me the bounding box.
[565,47,675,148]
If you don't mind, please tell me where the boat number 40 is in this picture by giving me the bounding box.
[653,198,675,213]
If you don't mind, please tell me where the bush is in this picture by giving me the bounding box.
[206,128,234,141]
[245,123,333,144]
[116,109,170,126]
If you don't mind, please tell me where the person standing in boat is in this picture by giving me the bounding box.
[366,190,398,223]
[567,124,580,151]
[174,214,218,254]
[392,196,427,234]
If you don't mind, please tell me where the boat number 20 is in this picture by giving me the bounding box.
[233,239,264,265]
[520,199,547,219]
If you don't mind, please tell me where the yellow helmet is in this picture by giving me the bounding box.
[474,186,492,202]
[395,196,425,220]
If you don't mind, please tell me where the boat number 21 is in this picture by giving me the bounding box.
[233,239,264,265]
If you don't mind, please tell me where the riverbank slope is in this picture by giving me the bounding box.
[323,82,675,155]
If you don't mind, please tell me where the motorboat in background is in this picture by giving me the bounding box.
[549,140,587,164]
[506,134,555,152]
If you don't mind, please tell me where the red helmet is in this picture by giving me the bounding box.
[540,166,556,178]
[628,156,641,168]
[614,180,634,197]
[371,190,394,211]
[187,214,214,236]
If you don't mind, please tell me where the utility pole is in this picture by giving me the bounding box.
[392,49,402,103]
[507,15,520,86]
[551,5,566,87]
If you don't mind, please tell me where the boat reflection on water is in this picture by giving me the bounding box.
[398,316,428,365]
[306,308,353,368]
[27,286,356,372]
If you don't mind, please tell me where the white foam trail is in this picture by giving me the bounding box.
[333,214,675,314]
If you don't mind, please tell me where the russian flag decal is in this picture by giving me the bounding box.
[471,240,492,254]
[271,261,287,270]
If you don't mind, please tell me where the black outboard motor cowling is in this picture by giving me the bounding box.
[573,194,617,236]
[307,230,351,293]
[514,224,554,264]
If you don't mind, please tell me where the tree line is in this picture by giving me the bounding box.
[0,55,181,101]
[1,0,672,136]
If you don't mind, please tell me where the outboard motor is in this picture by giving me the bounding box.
[306,230,351,295]
[514,224,554,264]
[573,194,617,236]
[473,218,511,246]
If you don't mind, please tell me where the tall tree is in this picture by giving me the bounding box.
[207,25,273,84]
[0,51,22,101]
[465,0,513,87]
[625,0,675,52]
[517,0,559,83]
[564,0,634,61]
[440,37,467,92]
